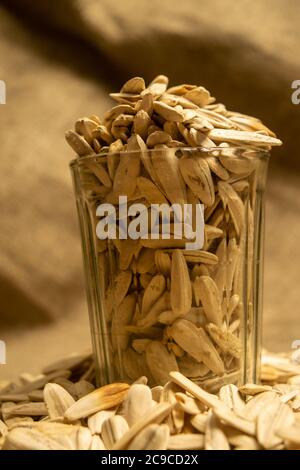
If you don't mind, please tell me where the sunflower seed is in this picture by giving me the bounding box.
[113,135,141,197]
[167,320,224,375]
[151,147,187,206]
[109,93,141,104]
[146,130,172,147]
[141,274,166,315]
[121,77,145,94]
[7,403,48,417]
[137,176,168,205]
[219,384,245,416]
[227,431,261,450]
[190,413,208,433]
[101,415,129,449]
[2,427,66,450]
[143,75,169,98]
[185,87,212,107]
[257,398,294,449]
[92,125,113,144]
[90,434,106,450]
[167,433,204,450]
[0,420,8,437]
[87,162,112,187]
[153,101,184,122]
[218,182,244,236]
[123,349,149,382]
[112,402,172,450]
[177,356,209,378]
[277,423,300,446]
[175,392,204,415]
[170,372,220,408]
[75,117,98,144]
[213,405,255,436]
[208,129,282,146]
[123,384,153,426]
[44,383,75,419]
[128,423,169,450]
[65,130,94,156]
[108,270,132,315]
[179,156,214,206]
[64,383,129,421]
[238,384,273,396]
[205,410,230,450]
[111,294,137,352]
[145,341,179,385]
[0,394,28,402]
[206,323,242,359]
[193,276,222,326]
[170,250,192,316]
[243,391,278,421]
[154,250,171,275]
[87,409,116,435]
[182,250,218,265]
[219,152,256,175]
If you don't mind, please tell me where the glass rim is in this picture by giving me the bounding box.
[70,146,270,168]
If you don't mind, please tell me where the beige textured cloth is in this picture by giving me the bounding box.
[1,0,300,380]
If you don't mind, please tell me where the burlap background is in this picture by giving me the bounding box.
[1,0,300,380]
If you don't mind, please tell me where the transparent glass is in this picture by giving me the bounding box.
[70,147,269,391]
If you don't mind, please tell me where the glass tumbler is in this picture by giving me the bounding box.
[70,146,269,391]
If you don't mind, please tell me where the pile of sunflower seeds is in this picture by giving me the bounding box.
[1,350,300,450]
[65,76,282,388]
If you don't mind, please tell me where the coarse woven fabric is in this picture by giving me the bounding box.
[0,0,300,380]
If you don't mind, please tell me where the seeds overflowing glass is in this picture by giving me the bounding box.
[67,75,282,389]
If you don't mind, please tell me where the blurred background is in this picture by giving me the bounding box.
[1,0,300,380]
